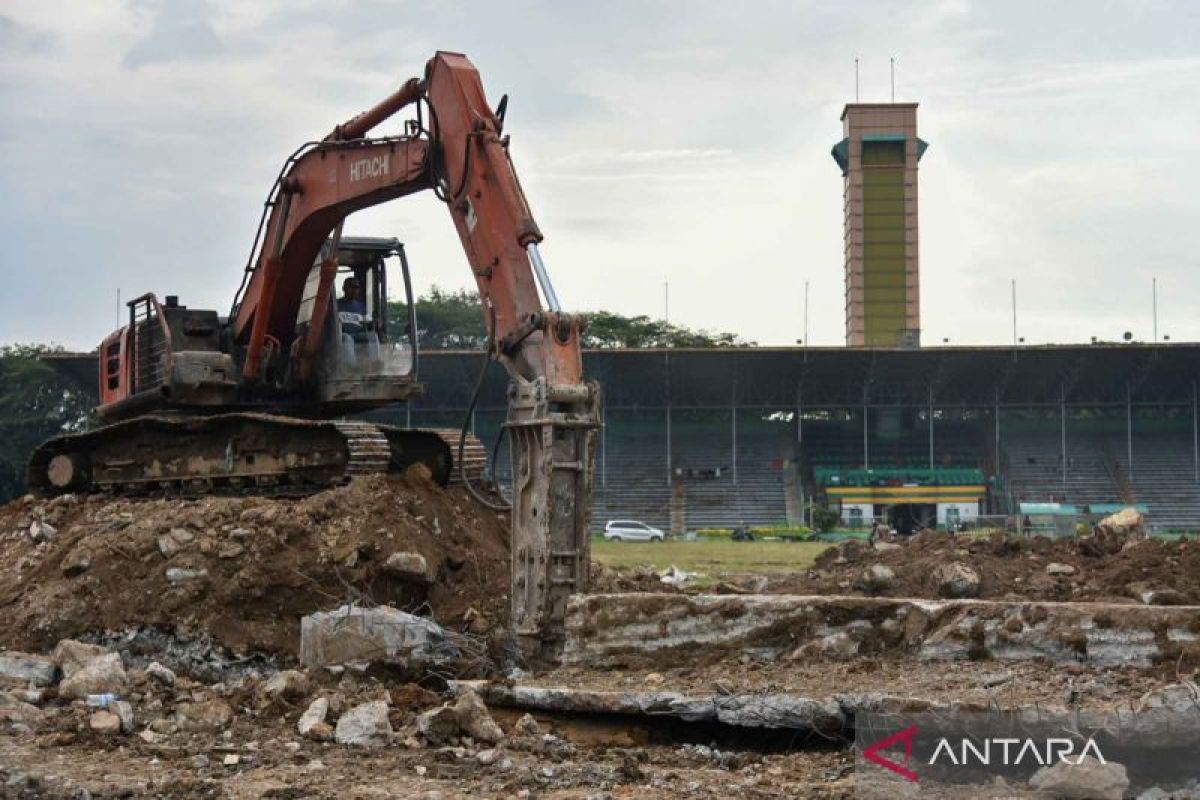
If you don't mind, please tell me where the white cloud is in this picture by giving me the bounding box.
[0,0,1197,351]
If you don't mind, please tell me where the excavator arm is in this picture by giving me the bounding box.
[231,51,598,658]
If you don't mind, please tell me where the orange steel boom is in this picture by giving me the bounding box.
[230,51,597,656]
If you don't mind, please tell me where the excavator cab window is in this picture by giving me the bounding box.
[294,235,415,382]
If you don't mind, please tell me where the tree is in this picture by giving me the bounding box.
[389,287,751,349]
[0,345,94,502]
[387,287,490,350]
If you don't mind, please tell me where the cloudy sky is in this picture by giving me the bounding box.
[2,0,1198,350]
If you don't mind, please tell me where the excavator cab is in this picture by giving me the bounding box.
[294,236,423,409]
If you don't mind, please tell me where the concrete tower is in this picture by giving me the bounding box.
[832,104,927,347]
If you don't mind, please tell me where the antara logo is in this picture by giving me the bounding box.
[349,154,389,182]
[862,724,1108,784]
[930,736,1106,767]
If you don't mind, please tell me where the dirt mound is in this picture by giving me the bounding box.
[0,469,510,658]
[772,532,1200,603]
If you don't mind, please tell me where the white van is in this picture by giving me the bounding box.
[603,520,665,542]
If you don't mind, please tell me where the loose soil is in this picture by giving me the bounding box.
[759,531,1200,604]
[0,470,511,659]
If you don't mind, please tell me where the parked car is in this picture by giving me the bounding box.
[603,520,665,542]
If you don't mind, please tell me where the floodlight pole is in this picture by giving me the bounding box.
[1011,279,1018,348]
[804,280,810,347]
[1152,277,1158,344]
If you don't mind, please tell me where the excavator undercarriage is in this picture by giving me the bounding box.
[29,414,486,496]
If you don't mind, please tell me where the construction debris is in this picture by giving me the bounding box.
[0,479,1197,796]
[0,473,510,658]
[0,651,56,687]
[299,605,462,673]
[334,700,392,747]
[563,592,1200,669]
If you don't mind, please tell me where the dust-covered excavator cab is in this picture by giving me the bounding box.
[294,235,423,408]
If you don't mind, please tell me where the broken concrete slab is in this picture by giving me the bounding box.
[451,678,1200,750]
[52,640,110,678]
[58,652,127,700]
[335,700,392,747]
[449,681,845,733]
[299,605,460,671]
[0,652,57,687]
[564,593,1200,669]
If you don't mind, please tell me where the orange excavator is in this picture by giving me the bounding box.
[28,51,599,654]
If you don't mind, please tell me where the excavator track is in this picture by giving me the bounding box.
[28,413,487,498]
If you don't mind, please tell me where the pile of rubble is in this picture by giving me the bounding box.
[0,469,511,659]
[769,528,1200,604]
[0,634,856,798]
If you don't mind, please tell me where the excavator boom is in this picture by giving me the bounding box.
[32,51,599,658]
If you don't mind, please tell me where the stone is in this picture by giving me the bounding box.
[52,640,110,678]
[89,710,121,734]
[383,552,430,582]
[1136,789,1174,800]
[298,697,330,740]
[299,605,459,670]
[980,671,1013,689]
[1136,682,1200,714]
[1140,588,1187,606]
[453,689,503,744]
[0,651,57,687]
[476,748,501,766]
[416,704,461,746]
[789,631,858,661]
[157,528,195,558]
[1095,507,1144,538]
[859,564,896,593]
[513,713,540,736]
[165,567,208,585]
[1029,755,1128,800]
[305,721,333,741]
[145,662,176,687]
[1045,562,1076,576]
[262,670,311,701]
[222,754,240,766]
[930,561,980,598]
[334,700,392,747]
[0,691,44,726]
[138,729,164,744]
[62,552,92,577]
[217,542,245,559]
[174,699,233,731]
[16,688,44,705]
[58,653,127,700]
[872,541,902,552]
[112,700,135,733]
[28,520,56,542]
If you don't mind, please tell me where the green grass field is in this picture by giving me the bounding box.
[591,537,831,579]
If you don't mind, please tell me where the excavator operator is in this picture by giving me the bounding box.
[338,277,366,316]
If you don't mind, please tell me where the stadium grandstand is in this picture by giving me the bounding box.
[42,343,1200,534]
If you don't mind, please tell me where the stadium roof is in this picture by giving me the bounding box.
[42,343,1200,411]
[418,343,1200,410]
